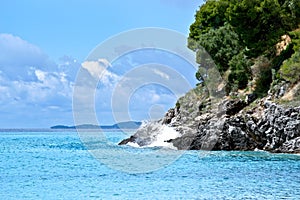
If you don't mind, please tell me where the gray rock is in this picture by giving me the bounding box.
[279,137,300,153]
[119,84,300,153]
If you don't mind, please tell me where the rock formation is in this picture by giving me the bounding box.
[119,81,300,153]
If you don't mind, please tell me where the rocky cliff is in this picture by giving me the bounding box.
[119,81,300,153]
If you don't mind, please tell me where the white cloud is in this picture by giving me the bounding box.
[0,70,72,103]
[0,34,76,128]
[0,34,45,62]
[98,58,112,67]
[0,34,55,81]
[35,70,46,82]
[58,55,81,79]
[153,68,170,80]
[82,59,119,86]
[0,33,196,127]
[151,93,161,103]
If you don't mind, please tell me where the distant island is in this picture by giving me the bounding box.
[51,121,142,130]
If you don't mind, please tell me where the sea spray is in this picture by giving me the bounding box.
[146,125,180,149]
[121,121,181,149]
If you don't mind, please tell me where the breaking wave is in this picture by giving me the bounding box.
[126,122,180,149]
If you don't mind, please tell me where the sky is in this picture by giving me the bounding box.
[0,0,204,128]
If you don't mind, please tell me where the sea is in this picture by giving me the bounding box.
[1,129,300,200]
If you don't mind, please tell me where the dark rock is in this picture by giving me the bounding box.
[168,134,195,150]
[278,137,300,153]
[119,82,300,153]
[118,135,137,145]
[218,99,247,116]
[162,108,175,124]
[245,93,257,104]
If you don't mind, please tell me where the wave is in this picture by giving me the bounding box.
[125,122,181,150]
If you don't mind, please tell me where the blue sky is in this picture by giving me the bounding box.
[0,0,203,128]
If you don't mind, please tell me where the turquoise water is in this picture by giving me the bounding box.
[1,130,300,199]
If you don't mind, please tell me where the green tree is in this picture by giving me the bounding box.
[279,0,300,29]
[189,23,242,74]
[227,51,252,90]
[226,0,300,57]
[189,0,300,95]
[189,0,229,41]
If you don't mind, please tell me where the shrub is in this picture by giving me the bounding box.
[279,29,300,84]
[227,52,252,90]
[252,57,272,97]
[280,51,300,84]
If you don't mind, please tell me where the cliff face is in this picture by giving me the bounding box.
[119,81,300,153]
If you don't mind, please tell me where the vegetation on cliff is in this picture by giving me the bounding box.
[119,0,300,153]
[280,29,300,84]
[188,0,300,97]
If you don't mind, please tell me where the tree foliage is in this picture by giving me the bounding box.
[226,0,300,57]
[189,0,229,40]
[280,51,300,84]
[189,23,242,74]
[280,29,300,84]
[188,0,300,94]
[228,51,252,90]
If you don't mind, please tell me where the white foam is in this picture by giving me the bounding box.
[126,142,141,148]
[254,148,267,152]
[146,125,180,149]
